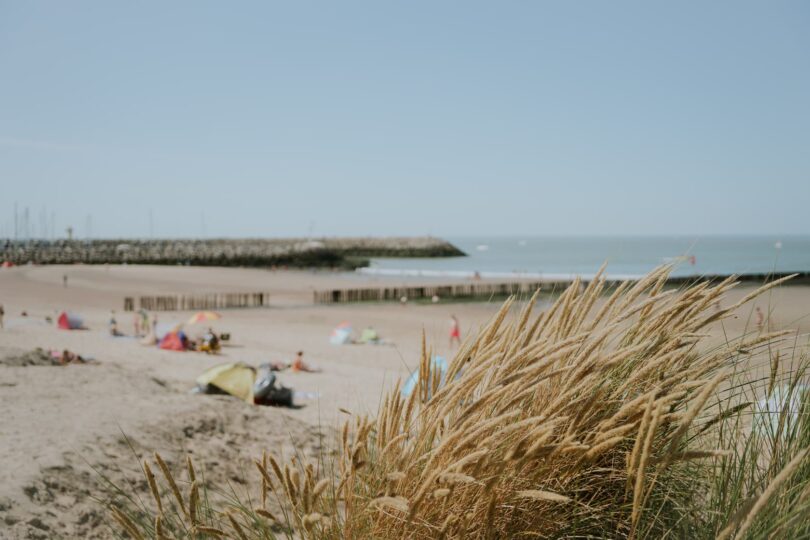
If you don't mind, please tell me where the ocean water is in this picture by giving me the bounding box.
[362,236,810,280]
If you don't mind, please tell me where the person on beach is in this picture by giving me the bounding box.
[200,327,220,353]
[755,306,764,330]
[449,315,461,347]
[140,310,150,335]
[109,310,122,336]
[0,304,4,329]
[133,313,141,336]
[57,349,87,365]
[291,351,321,373]
[62,274,68,287]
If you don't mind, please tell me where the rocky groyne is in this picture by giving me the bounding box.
[0,237,465,269]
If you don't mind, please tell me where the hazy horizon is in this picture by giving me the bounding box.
[2,1,809,238]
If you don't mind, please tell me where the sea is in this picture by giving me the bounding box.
[360,236,810,281]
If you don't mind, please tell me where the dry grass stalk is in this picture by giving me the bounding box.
[142,460,163,516]
[196,525,228,537]
[261,450,268,509]
[153,453,187,518]
[515,489,570,503]
[110,506,145,540]
[189,480,199,526]
[155,514,167,540]
[718,448,810,540]
[254,507,278,522]
[226,510,249,540]
[370,496,409,513]
[186,455,196,483]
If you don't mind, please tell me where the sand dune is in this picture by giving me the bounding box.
[0,264,807,537]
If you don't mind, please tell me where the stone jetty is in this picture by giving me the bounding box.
[0,237,465,268]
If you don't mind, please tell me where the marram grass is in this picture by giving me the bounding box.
[108,266,810,539]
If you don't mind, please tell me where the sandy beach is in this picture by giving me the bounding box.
[1,264,809,538]
[0,265,506,538]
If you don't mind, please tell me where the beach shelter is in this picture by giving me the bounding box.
[755,384,809,433]
[358,327,380,344]
[57,311,83,330]
[187,311,221,325]
[159,330,187,351]
[329,322,353,345]
[196,363,256,402]
[402,356,448,398]
[1,261,14,268]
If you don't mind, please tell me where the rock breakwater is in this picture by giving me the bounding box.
[0,237,465,268]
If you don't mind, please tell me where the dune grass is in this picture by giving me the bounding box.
[108,266,809,539]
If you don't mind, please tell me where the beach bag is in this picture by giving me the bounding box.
[253,366,294,407]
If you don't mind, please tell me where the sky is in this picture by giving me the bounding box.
[1,1,809,239]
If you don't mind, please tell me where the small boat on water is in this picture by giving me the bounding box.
[475,244,489,252]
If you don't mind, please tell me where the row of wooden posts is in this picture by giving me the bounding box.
[120,271,806,311]
[311,281,567,304]
[123,292,271,312]
[312,271,810,305]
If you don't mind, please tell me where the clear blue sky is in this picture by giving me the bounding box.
[1,1,808,238]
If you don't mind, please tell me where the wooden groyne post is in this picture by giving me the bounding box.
[312,281,559,304]
[311,271,810,305]
[123,291,271,312]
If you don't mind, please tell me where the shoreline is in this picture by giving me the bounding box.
[357,267,810,284]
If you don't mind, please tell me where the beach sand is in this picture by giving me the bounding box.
[0,264,808,538]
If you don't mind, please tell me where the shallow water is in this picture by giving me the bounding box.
[366,235,810,280]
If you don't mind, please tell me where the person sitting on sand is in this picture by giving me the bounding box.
[199,328,220,354]
[58,349,86,365]
[109,310,123,336]
[291,351,321,373]
[204,327,219,347]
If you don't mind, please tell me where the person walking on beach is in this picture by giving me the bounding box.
[0,304,4,329]
[755,306,765,330]
[62,274,68,287]
[449,315,461,348]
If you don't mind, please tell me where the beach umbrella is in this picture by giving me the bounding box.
[187,311,222,325]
